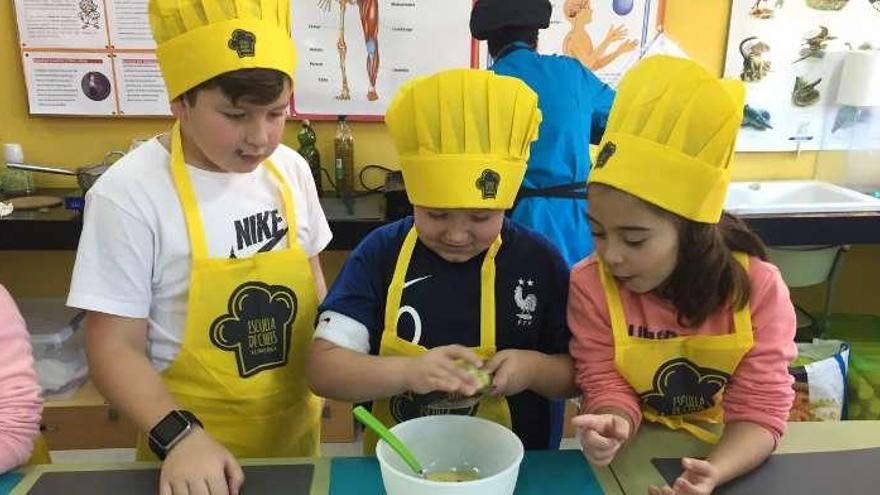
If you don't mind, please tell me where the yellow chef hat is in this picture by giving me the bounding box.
[149,0,296,100]
[588,56,746,223]
[385,68,542,209]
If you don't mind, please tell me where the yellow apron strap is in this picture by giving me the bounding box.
[643,409,721,444]
[383,228,420,333]
[479,236,502,350]
[26,432,51,465]
[170,121,209,260]
[383,228,501,351]
[731,253,755,347]
[263,159,298,245]
[170,124,298,258]
[598,261,629,350]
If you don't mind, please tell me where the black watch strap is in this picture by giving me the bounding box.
[179,410,203,428]
[148,410,202,460]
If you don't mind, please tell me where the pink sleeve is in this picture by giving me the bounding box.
[0,286,43,472]
[567,261,642,429]
[722,260,796,444]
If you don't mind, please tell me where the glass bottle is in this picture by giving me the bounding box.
[297,120,322,192]
[333,115,354,196]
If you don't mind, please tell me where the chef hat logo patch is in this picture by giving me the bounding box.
[475,169,501,200]
[228,29,256,58]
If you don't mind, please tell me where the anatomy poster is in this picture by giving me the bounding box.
[724,0,880,152]
[534,0,663,87]
[13,0,169,116]
[291,0,476,119]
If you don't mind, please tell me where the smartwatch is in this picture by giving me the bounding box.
[148,410,203,460]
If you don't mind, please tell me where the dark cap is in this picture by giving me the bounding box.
[470,0,552,40]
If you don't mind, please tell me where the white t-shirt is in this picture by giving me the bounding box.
[67,137,332,371]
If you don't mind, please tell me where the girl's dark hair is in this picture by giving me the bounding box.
[487,27,538,58]
[657,211,768,328]
[181,68,290,106]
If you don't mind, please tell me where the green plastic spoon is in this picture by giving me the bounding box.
[353,405,426,477]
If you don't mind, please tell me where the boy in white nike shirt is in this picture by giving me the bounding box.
[67,0,330,494]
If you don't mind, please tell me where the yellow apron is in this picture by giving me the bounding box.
[600,253,754,443]
[25,433,51,465]
[136,122,322,459]
[364,227,513,454]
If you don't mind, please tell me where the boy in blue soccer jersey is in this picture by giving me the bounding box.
[308,68,575,452]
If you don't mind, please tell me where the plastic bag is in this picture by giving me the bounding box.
[822,314,880,419]
[845,342,880,419]
[788,339,849,421]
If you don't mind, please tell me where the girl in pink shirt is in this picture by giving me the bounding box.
[568,56,796,495]
[0,284,43,472]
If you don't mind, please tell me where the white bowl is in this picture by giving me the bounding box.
[376,415,524,495]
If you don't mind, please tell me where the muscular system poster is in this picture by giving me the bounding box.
[291,0,475,120]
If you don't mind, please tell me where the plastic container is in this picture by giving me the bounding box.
[766,245,843,288]
[2,143,35,196]
[376,415,524,495]
[17,298,81,357]
[16,298,88,398]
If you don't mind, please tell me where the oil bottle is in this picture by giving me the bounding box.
[333,115,354,196]
[297,120,322,192]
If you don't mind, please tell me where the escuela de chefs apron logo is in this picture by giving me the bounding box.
[210,281,297,378]
[640,358,730,416]
[389,391,478,424]
[228,29,256,58]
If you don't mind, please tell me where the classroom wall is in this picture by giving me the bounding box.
[1,0,878,315]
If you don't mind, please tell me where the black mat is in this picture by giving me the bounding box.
[25,464,314,495]
[652,448,880,494]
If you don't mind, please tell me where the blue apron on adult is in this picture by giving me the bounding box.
[491,42,615,267]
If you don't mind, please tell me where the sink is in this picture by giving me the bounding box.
[724,180,880,215]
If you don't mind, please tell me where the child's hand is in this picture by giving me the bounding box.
[161,427,244,495]
[647,458,720,495]
[572,413,631,466]
[404,345,483,395]
[483,349,539,397]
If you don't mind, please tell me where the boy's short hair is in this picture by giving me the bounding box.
[181,68,291,106]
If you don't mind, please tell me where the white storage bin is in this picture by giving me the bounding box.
[17,298,88,399]
[17,298,81,356]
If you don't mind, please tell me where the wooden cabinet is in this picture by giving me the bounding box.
[41,382,138,450]
[42,382,355,450]
[321,399,355,443]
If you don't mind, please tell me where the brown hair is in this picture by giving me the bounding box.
[181,68,290,106]
[656,211,768,328]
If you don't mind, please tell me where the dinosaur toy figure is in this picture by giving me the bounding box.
[742,105,773,130]
[795,26,836,63]
[805,0,848,11]
[739,36,772,82]
[749,0,775,18]
[792,77,822,107]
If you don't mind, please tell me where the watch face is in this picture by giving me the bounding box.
[150,411,190,446]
